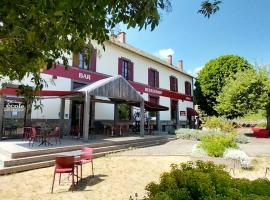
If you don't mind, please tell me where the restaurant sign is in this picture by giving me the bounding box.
[4,99,25,112]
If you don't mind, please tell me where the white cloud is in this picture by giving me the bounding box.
[154,48,175,59]
[187,66,203,77]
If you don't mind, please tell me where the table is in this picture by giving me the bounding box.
[38,128,53,146]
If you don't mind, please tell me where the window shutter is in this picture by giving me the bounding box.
[169,76,173,91]
[176,78,178,92]
[185,81,191,95]
[156,70,159,88]
[148,68,152,86]
[118,58,123,75]
[90,49,97,72]
[129,61,134,81]
[72,52,79,67]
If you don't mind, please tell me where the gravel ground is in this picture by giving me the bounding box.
[116,139,197,156]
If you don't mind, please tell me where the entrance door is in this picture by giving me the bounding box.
[71,101,84,137]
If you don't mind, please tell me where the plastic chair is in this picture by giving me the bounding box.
[52,127,61,144]
[28,127,41,147]
[51,156,76,193]
[75,147,94,181]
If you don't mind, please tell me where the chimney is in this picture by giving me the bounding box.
[177,60,183,71]
[167,55,172,65]
[117,32,126,43]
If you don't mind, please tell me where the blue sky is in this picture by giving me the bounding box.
[121,0,270,76]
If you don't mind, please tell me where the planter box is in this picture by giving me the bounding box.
[252,128,269,138]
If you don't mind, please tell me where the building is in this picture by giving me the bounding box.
[1,32,196,138]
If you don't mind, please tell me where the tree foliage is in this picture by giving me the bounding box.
[0,0,171,87]
[145,161,270,200]
[215,68,270,119]
[198,0,222,18]
[194,55,252,116]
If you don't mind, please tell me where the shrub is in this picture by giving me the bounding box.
[202,116,235,132]
[144,161,270,200]
[255,122,267,128]
[223,148,251,169]
[234,134,249,144]
[199,133,237,157]
[175,129,201,141]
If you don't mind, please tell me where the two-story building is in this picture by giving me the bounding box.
[1,32,196,138]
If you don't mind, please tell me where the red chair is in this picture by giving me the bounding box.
[51,156,76,193]
[28,127,41,147]
[23,127,32,140]
[52,127,61,144]
[75,147,94,181]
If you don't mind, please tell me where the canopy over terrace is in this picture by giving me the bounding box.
[78,75,147,140]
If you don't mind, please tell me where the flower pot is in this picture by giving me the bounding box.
[252,128,269,138]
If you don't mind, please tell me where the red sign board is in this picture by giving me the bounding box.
[43,65,193,102]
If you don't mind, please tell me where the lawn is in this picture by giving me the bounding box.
[0,154,269,200]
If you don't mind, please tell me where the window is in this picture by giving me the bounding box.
[72,82,87,90]
[185,81,192,96]
[79,53,89,70]
[118,58,134,81]
[171,100,178,122]
[170,76,178,92]
[72,49,97,72]
[148,68,159,87]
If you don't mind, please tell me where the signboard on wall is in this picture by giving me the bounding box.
[4,99,25,112]
[180,111,186,116]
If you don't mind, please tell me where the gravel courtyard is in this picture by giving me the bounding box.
[0,137,269,200]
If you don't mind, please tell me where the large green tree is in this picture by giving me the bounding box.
[0,0,172,89]
[0,0,222,90]
[215,68,270,128]
[194,55,252,116]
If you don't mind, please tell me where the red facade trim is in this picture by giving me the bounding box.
[43,65,193,101]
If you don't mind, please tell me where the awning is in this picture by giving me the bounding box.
[129,101,169,111]
[0,88,80,97]
[187,107,198,116]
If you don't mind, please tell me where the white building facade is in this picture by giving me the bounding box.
[2,33,195,135]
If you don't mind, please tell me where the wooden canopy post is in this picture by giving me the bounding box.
[0,95,5,137]
[140,100,145,137]
[59,98,65,136]
[176,100,180,128]
[83,92,91,141]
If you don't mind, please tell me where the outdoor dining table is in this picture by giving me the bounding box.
[38,127,53,146]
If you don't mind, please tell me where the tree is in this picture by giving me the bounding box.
[0,0,172,88]
[215,68,270,128]
[194,55,252,116]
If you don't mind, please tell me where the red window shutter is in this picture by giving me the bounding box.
[156,70,159,88]
[176,78,178,92]
[185,81,191,95]
[129,61,134,81]
[90,49,97,72]
[169,76,173,91]
[148,68,152,86]
[118,58,123,75]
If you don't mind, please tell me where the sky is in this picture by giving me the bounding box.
[121,0,270,76]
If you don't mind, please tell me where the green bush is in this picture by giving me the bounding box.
[175,128,201,141]
[199,133,237,157]
[255,122,267,128]
[144,161,270,200]
[203,116,235,132]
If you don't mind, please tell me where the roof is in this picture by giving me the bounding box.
[78,75,144,102]
[108,37,194,79]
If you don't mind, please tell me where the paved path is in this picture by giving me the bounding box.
[115,139,197,156]
[239,137,270,157]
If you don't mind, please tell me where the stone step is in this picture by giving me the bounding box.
[9,135,173,159]
[0,137,174,175]
[3,138,173,167]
